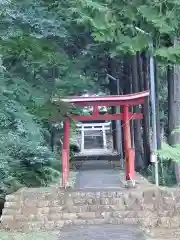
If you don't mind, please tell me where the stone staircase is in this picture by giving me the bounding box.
[72,154,121,170]
[72,159,121,171]
[1,186,180,239]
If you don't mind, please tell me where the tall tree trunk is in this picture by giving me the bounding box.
[107,56,117,151]
[116,60,124,158]
[167,65,174,143]
[154,60,162,149]
[168,39,180,183]
[167,60,180,183]
[131,54,144,171]
[141,52,151,167]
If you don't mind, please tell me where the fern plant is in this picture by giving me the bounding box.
[158,142,180,162]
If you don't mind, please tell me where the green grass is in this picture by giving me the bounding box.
[50,170,78,187]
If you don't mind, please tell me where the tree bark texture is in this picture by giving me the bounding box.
[168,39,180,183]
[141,52,151,167]
[107,57,117,151]
[131,54,144,171]
[154,60,162,149]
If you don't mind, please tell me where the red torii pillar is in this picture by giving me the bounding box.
[123,105,135,180]
[62,119,70,187]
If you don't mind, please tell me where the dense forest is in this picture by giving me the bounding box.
[1,0,180,203]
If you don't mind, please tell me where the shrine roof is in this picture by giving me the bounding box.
[58,90,149,104]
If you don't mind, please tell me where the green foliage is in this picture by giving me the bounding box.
[158,142,180,162]
[157,143,178,186]
[0,0,97,199]
[144,161,176,187]
[0,68,61,197]
[72,0,180,62]
[155,46,180,64]
[1,0,180,196]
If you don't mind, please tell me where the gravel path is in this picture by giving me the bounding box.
[58,224,146,240]
[75,161,122,189]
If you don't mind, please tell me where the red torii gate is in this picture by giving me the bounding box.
[60,90,149,187]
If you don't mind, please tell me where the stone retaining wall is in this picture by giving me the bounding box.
[1,186,180,232]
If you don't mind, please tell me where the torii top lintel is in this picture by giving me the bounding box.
[60,90,149,107]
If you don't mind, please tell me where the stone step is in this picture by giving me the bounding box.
[50,205,140,212]
[62,187,172,199]
[72,155,120,161]
[4,190,177,205]
[3,196,171,213]
[2,216,180,232]
[2,189,150,205]
[3,202,170,223]
[30,208,180,220]
[4,210,157,221]
[49,205,180,217]
[7,185,169,199]
[71,161,121,170]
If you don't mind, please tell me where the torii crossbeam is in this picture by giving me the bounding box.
[55,90,149,187]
